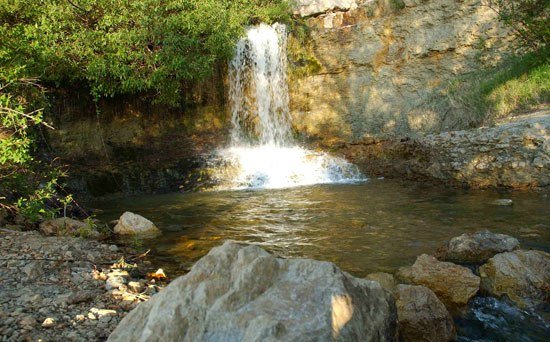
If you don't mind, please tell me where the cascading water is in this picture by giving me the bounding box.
[214,23,364,190]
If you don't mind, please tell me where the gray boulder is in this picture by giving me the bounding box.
[109,241,396,341]
[396,285,455,342]
[437,231,520,264]
[113,212,160,235]
[479,249,550,308]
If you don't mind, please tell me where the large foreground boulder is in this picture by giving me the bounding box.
[479,250,550,308]
[395,285,456,342]
[109,241,396,341]
[397,254,480,307]
[437,231,520,264]
[113,212,160,235]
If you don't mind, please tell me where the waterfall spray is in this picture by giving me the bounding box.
[213,23,364,190]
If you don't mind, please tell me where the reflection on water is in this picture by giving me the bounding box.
[91,179,550,278]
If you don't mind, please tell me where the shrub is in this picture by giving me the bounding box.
[0,0,292,106]
[0,70,63,221]
[485,0,549,49]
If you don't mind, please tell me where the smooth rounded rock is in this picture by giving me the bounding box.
[113,212,161,235]
[42,317,56,328]
[437,231,520,264]
[397,254,480,307]
[396,285,455,342]
[108,241,397,341]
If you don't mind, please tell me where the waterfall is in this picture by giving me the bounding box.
[213,23,365,190]
[230,23,291,146]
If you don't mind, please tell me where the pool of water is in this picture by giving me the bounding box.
[91,179,549,340]
[91,179,549,277]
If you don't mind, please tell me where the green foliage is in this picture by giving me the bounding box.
[442,49,549,128]
[0,70,62,221]
[486,0,549,49]
[287,22,322,79]
[1,0,292,106]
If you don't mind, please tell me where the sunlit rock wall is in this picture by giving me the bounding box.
[289,0,514,145]
[341,112,550,189]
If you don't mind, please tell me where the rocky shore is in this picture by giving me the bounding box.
[0,228,167,342]
[109,231,548,341]
[2,213,548,341]
[340,111,550,189]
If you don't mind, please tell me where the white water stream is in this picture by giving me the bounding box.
[215,23,364,190]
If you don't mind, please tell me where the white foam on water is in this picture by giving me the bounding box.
[218,145,364,190]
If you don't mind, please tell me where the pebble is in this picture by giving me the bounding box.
[42,317,56,328]
[0,229,166,341]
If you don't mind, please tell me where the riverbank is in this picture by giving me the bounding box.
[338,111,549,190]
[0,229,168,341]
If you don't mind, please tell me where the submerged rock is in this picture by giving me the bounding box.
[437,231,520,264]
[396,285,456,342]
[109,241,396,341]
[397,254,480,307]
[113,212,160,235]
[479,250,550,308]
[491,199,514,206]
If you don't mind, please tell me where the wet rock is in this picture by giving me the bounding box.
[397,254,480,307]
[109,241,396,341]
[113,212,161,235]
[437,231,520,264]
[479,250,550,308]
[396,285,455,342]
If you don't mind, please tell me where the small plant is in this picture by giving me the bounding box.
[130,235,144,250]
[485,0,549,49]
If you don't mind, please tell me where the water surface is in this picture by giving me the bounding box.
[92,179,549,277]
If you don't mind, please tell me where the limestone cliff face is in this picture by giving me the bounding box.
[289,0,514,145]
[46,89,229,196]
[341,112,550,189]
